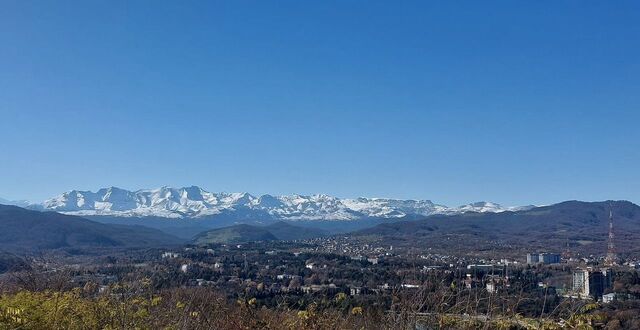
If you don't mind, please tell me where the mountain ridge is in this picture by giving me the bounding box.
[0,197,32,208]
[31,186,534,221]
[0,204,182,252]
[353,200,640,256]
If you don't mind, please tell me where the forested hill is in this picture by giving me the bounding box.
[354,200,640,256]
[192,221,327,244]
[0,204,182,252]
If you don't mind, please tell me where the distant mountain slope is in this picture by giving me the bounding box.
[0,198,31,207]
[264,221,328,240]
[192,221,328,244]
[354,201,640,256]
[33,186,532,220]
[192,224,278,244]
[0,205,182,252]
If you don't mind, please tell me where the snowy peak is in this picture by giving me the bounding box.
[456,201,535,213]
[37,187,532,221]
[341,198,448,218]
[457,201,506,213]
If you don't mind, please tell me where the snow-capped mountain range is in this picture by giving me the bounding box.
[24,186,535,221]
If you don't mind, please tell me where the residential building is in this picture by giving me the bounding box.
[573,267,613,299]
[527,253,561,265]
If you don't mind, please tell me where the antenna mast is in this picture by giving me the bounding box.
[605,203,617,266]
[562,235,571,261]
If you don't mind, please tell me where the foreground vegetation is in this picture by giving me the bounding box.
[1,270,640,330]
[0,287,627,329]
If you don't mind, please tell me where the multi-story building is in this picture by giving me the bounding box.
[573,267,613,299]
[541,253,561,264]
[527,253,561,265]
[573,268,588,294]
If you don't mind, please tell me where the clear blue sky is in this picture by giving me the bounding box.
[1,1,639,206]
